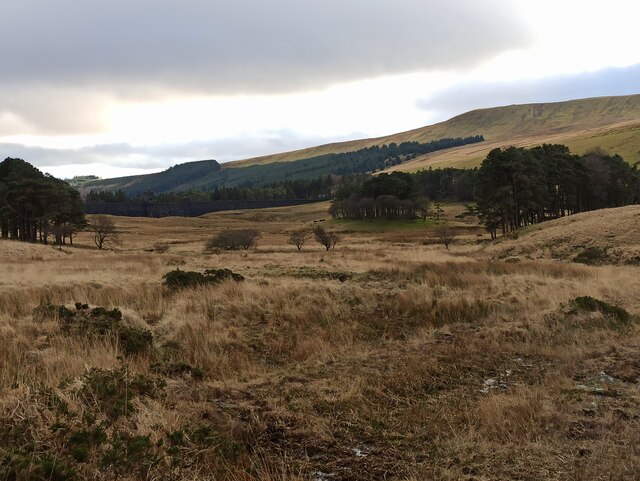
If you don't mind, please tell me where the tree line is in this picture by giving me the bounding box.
[329,145,640,231]
[305,135,484,175]
[85,136,484,201]
[86,176,338,203]
[329,169,472,220]
[0,158,86,245]
[475,145,640,238]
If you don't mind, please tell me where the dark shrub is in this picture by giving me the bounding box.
[205,229,260,251]
[152,242,170,253]
[118,326,154,356]
[67,427,108,463]
[100,433,160,480]
[570,296,631,323]
[573,246,610,265]
[34,303,153,356]
[82,367,165,421]
[162,268,244,291]
[151,362,205,380]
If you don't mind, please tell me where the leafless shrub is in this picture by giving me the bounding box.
[288,230,309,251]
[313,226,339,251]
[206,229,261,251]
[435,223,456,250]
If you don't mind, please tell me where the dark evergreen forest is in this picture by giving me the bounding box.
[329,145,640,236]
[0,158,85,245]
[86,135,484,197]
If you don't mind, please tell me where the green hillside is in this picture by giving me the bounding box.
[82,137,483,195]
[83,94,640,194]
[83,159,221,194]
[229,94,640,168]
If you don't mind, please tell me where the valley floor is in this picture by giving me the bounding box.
[2,203,640,480]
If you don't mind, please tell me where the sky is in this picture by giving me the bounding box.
[1,0,639,179]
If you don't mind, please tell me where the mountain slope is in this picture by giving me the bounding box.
[230,94,640,169]
[83,159,221,194]
[486,204,640,265]
[83,94,640,194]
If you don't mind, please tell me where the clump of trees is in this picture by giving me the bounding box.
[330,193,430,221]
[329,145,640,236]
[475,145,640,238]
[329,170,475,221]
[206,229,261,251]
[0,157,85,245]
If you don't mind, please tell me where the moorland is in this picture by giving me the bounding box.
[2,201,640,480]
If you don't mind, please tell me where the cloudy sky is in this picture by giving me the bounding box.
[1,0,639,179]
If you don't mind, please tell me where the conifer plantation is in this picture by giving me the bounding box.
[330,145,640,237]
[0,158,86,245]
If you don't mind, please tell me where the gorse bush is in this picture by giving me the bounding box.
[162,268,244,291]
[573,246,611,265]
[570,296,631,323]
[33,303,153,356]
[100,433,161,480]
[205,229,260,251]
[118,327,154,356]
[0,452,77,481]
[82,367,165,422]
[67,427,108,463]
[150,361,205,380]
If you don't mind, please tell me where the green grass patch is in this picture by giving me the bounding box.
[327,218,439,232]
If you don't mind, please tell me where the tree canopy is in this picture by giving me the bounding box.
[328,145,640,230]
[474,145,640,238]
[0,157,86,245]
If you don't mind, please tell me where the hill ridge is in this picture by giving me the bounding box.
[227,94,640,168]
[82,93,640,194]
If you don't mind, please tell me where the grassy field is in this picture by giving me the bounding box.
[2,203,640,480]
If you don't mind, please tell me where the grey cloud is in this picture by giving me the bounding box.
[416,64,640,119]
[0,0,531,95]
[0,85,110,135]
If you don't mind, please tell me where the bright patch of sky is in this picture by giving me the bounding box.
[0,0,639,179]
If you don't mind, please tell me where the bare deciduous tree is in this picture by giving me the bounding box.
[313,226,339,251]
[88,215,119,250]
[288,230,309,251]
[435,223,456,250]
[205,229,260,251]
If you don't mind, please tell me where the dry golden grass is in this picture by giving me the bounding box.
[2,203,640,479]
[485,205,640,267]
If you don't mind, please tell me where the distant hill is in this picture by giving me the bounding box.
[84,159,221,194]
[230,94,640,169]
[388,94,640,171]
[82,138,483,195]
[83,94,640,194]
